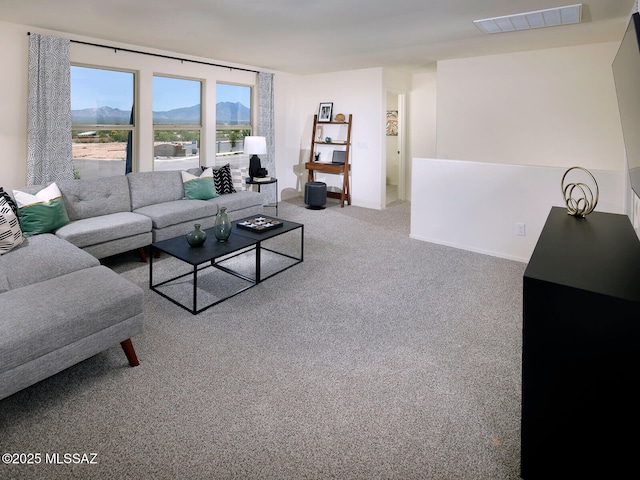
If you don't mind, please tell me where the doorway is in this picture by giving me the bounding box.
[385,91,406,206]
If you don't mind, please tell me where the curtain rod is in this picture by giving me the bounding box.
[27,32,260,74]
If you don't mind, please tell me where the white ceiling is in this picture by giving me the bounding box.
[0,0,635,74]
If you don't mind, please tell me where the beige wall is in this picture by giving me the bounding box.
[0,21,29,191]
[273,67,392,209]
[408,42,632,260]
[297,68,385,209]
[411,158,624,262]
[435,43,626,171]
[409,69,437,160]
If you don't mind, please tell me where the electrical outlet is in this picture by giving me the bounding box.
[516,223,526,236]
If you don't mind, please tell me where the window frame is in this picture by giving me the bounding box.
[70,64,137,178]
[152,74,204,171]
[215,82,254,165]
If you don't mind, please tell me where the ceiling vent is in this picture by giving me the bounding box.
[474,4,582,34]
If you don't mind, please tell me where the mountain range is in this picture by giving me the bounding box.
[71,101,250,125]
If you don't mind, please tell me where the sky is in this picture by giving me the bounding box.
[70,66,251,112]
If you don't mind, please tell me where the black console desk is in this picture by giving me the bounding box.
[521,207,640,478]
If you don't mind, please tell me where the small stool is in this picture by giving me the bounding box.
[305,181,327,209]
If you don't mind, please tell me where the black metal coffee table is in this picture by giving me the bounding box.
[150,231,258,314]
[150,216,303,314]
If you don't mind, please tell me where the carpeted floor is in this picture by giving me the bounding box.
[0,197,526,479]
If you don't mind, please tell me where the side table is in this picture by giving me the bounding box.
[246,177,278,215]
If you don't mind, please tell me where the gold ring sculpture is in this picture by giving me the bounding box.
[561,166,599,217]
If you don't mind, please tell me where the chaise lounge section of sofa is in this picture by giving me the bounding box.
[0,234,144,401]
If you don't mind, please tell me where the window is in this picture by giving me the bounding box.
[215,83,252,167]
[153,76,202,171]
[71,66,135,179]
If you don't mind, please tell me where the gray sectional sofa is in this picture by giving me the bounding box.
[126,169,265,244]
[0,168,265,400]
[14,168,265,260]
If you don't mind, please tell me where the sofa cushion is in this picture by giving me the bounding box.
[127,171,184,210]
[0,265,143,375]
[134,199,217,229]
[0,196,24,255]
[13,183,70,236]
[55,212,152,248]
[0,269,8,293]
[181,167,218,200]
[57,176,132,221]
[231,167,248,191]
[0,233,99,293]
[212,164,236,195]
[207,190,266,212]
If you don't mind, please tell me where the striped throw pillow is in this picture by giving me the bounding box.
[0,196,24,254]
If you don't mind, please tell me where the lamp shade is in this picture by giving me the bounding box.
[243,136,267,155]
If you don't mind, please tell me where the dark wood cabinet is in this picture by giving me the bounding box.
[521,207,640,478]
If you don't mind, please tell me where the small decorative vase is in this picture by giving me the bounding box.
[214,206,231,242]
[186,224,206,247]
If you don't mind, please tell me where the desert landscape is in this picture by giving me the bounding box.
[73,141,128,160]
[72,142,200,178]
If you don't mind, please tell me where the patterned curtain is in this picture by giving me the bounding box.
[258,72,275,204]
[27,34,73,186]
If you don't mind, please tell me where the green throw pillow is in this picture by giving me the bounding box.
[13,183,70,236]
[182,167,218,200]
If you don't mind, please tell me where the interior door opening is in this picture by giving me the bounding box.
[385,91,405,206]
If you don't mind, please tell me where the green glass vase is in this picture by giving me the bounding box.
[213,206,231,242]
[186,224,207,247]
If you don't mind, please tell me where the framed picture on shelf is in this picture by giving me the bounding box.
[318,102,333,122]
